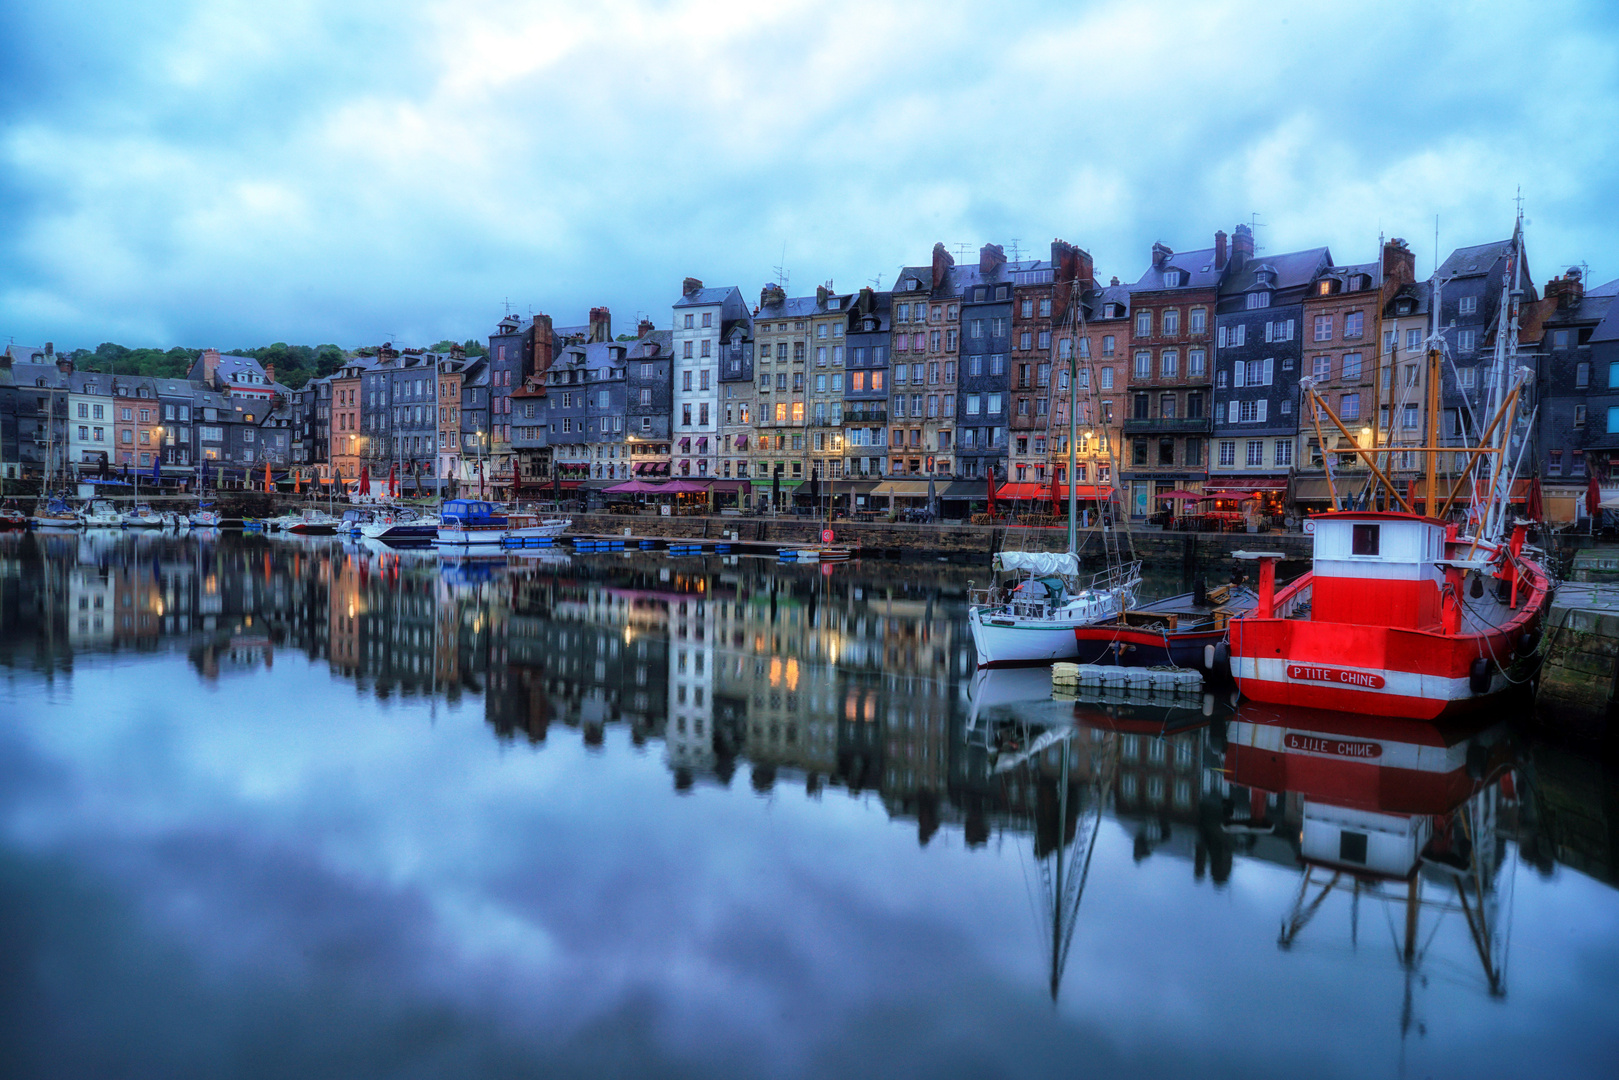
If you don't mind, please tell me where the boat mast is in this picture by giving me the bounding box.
[1068,329,1079,555]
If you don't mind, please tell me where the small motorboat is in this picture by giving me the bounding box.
[120,502,165,529]
[338,508,374,537]
[0,507,27,529]
[284,508,340,535]
[79,499,123,528]
[361,506,441,541]
[436,499,570,546]
[189,504,222,528]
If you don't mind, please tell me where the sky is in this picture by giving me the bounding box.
[3,0,1618,353]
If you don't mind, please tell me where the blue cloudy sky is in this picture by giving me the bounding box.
[3,0,1617,352]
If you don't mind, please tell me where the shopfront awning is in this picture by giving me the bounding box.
[831,479,881,496]
[872,479,934,498]
[700,479,751,493]
[939,480,989,500]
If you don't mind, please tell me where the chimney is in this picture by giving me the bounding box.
[979,243,1006,275]
[531,313,555,377]
[1110,276,1120,286]
[588,306,612,343]
[56,357,73,374]
[44,342,54,357]
[682,277,704,297]
[1214,230,1228,270]
[1230,225,1254,271]
[264,363,275,385]
[1382,238,1415,286]
[1547,268,1586,311]
[1151,242,1173,269]
[202,347,221,384]
[450,342,465,361]
[638,318,655,338]
[816,283,829,307]
[760,283,785,310]
[931,242,954,289]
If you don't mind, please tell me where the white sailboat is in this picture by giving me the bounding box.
[968,273,1139,666]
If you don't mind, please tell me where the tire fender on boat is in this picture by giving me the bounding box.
[1209,641,1232,681]
[1469,656,1492,695]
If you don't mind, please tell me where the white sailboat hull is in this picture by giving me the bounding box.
[968,590,1133,667]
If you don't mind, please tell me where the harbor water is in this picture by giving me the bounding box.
[1,529,1616,1078]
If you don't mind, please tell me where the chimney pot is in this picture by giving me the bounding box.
[979,243,1006,275]
[682,277,704,297]
[1151,242,1173,269]
[1214,231,1228,270]
[44,341,53,357]
[931,242,954,289]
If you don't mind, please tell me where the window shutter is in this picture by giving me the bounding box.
[1257,399,1268,423]
[1228,400,1239,424]
[1263,358,1274,385]
[1265,321,1274,343]
[1233,360,1245,387]
[1285,319,1295,340]
[1217,326,1227,349]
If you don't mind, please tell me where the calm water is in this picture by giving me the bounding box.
[2,530,1616,1079]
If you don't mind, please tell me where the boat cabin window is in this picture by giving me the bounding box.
[1338,831,1368,864]
[1351,523,1380,556]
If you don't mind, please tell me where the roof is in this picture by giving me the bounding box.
[632,330,672,359]
[1221,247,1332,298]
[673,285,742,308]
[9,361,68,388]
[756,295,820,320]
[4,344,50,364]
[1134,245,1223,291]
[1437,239,1514,280]
[1385,280,1433,318]
[1591,296,1619,343]
[1314,260,1378,287]
[1588,277,1619,298]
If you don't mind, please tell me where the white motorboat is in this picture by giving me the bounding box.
[360,506,440,541]
[967,552,1140,666]
[120,502,166,529]
[436,499,570,546]
[79,499,123,528]
[189,505,222,528]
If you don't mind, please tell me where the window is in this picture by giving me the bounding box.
[1403,404,1419,430]
[1136,311,1152,337]
[1188,349,1206,376]
[1159,393,1175,418]
[1457,329,1475,352]
[1340,393,1360,420]
[1459,296,1477,315]
[1344,311,1364,338]
[1102,335,1115,356]
[1275,439,1293,466]
[1351,523,1380,556]
[1314,315,1333,341]
[1579,362,1592,389]
[1190,308,1206,334]
[1575,404,1587,427]
[1100,367,1114,389]
[1160,350,1178,378]
[1158,438,1175,465]
[1313,355,1331,380]
[1551,449,1564,473]
[1163,309,1180,335]
[1342,352,1362,380]
[1246,292,1270,309]
[1406,328,1422,352]
[1246,439,1264,467]
[1134,351,1151,379]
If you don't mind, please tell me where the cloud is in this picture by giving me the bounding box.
[1,0,1617,351]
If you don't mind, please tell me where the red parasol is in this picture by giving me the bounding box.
[512,460,522,500]
[264,461,272,492]
[359,465,371,496]
[1049,470,1062,511]
[388,462,397,498]
[1588,470,1601,522]
[986,466,997,520]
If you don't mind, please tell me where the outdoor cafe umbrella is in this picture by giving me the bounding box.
[151,453,162,487]
[511,460,521,502]
[986,466,997,519]
[360,465,371,497]
[809,466,820,508]
[264,461,271,492]
[1588,469,1602,530]
[1158,489,1204,502]
[927,475,937,519]
[772,468,780,510]
[388,462,398,499]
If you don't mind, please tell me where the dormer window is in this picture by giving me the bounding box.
[1164,270,1183,287]
[1246,291,1271,310]
[863,318,876,331]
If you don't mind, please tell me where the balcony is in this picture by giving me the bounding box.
[1121,415,1211,434]
[844,410,888,424]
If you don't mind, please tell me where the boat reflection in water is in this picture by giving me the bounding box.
[967,669,1521,1015]
[1219,702,1516,1028]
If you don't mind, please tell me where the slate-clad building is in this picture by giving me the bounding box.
[955,245,1014,482]
[841,286,890,479]
[627,325,673,479]
[1537,270,1619,498]
[1211,241,1329,490]
[458,358,492,490]
[672,280,750,479]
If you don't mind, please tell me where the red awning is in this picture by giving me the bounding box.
[557,481,582,490]
[996,482,1109,501]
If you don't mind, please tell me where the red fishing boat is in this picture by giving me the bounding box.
[1228,221,1553,720]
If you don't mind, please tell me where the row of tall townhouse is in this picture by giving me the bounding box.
[0,346,291,483]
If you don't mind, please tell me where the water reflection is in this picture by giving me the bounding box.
[2,531,1617,1077]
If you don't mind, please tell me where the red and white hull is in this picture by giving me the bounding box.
[1229,514,1552,721]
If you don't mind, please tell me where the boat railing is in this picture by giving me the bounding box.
[1089,560,1142,595]
[1272,574,1312,619]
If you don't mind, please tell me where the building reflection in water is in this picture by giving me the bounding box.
[0,529,1612,1016]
